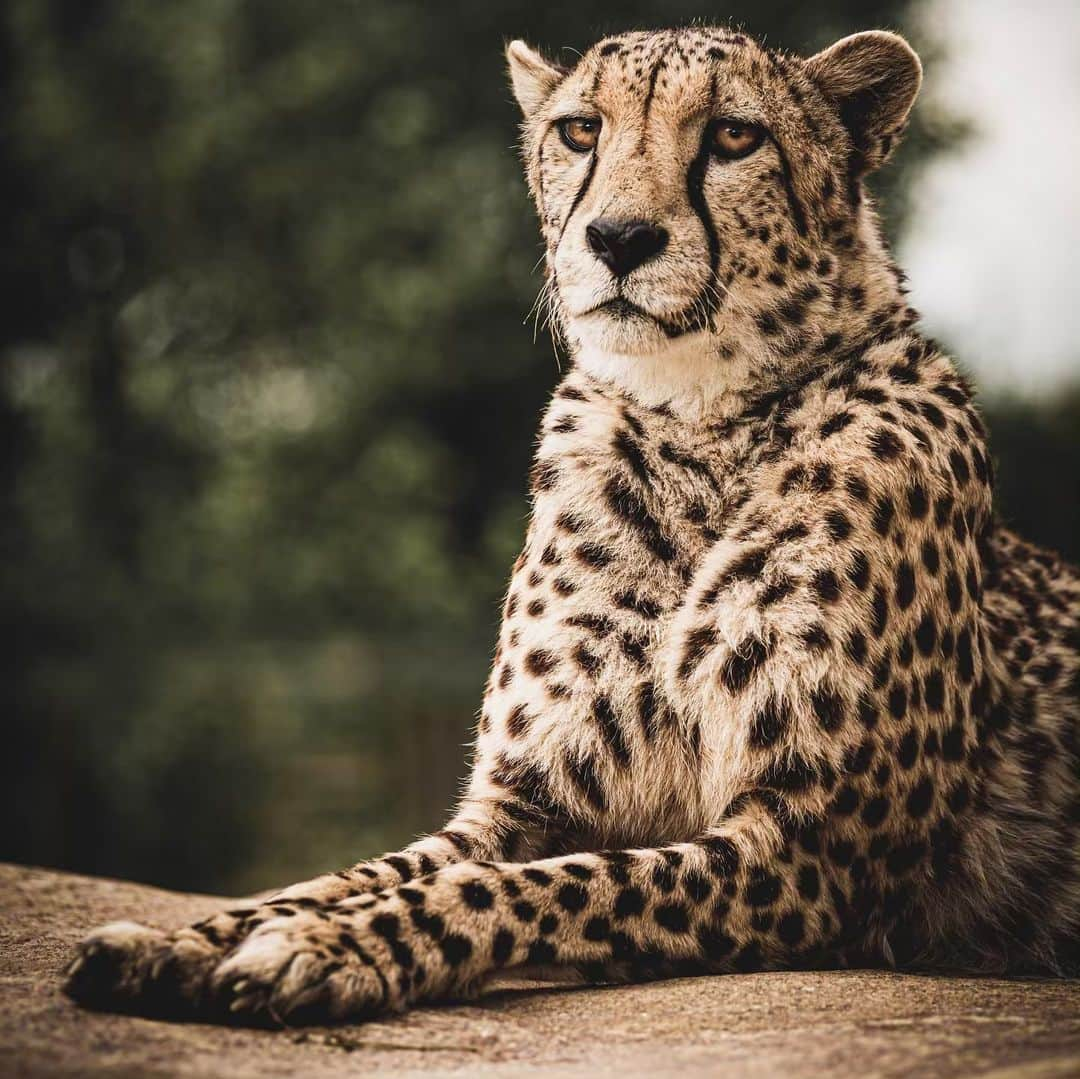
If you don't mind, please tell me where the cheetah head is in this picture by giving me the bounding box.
[508,28,921,383]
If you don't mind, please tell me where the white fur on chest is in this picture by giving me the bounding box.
[574,337,761,422]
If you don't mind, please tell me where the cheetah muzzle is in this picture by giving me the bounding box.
[65,24,1080,1026]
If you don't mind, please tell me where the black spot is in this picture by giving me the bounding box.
[525,649,558,677]
[825,510,853,542]
[530,458,559,493]
[527,939,557,965]
[776,911,805,947]
[812,463,835,492]
[679,625,718,681]
[848,551,871,591]
[593,694,631,766]
[873,496,895,536]
[461,881,494,910]
[895,562,916,609]
[576,542,614,569]
[861,796,889,828]
[564,862,595,881]
[925,669,945,712]
[746,869,782,907]
[811,687,845,732]
[821,411,854,437]
[512,900,537,923]
[870,428,902,460]
[942,724,965,761]
[829,840,855,867]
[557,882,588,913]
[734,941,765,972]
[886,840,927,877]
[750,698,790,748]
[906,778,934,819]
[702,836,741,876]
[946,570,963,613]
[920,538,940,575]
[949,449,970,486]
[636,681,662,740]
[655,903,691,933]
[906,483,929,518]
[915,612,937,656]
[604,474,676,561]
[721,635,773,692]
[873,653,892,690]
[813,569,841,603]
[751,910,774,933]
[797,865,820,901]
[652,861,677,893]
[947,782,971,814]
[566,752,607,812]
[583,916,610,942]
[760,576,796,607]
[722,547,770,584]
[608,931,636,961]
[872,586,889,637]
[846,473,870,502]
[833,784,859,815]
[566,612,615,639]
[957,629,975,683]
[897,729,920,769]
[761,754,819,792]
[371,912,401,940]
[845,630,868,665]
[614,887,645,919]
[618,590,662,619]
[698,927,736,960]
[492,929,515,965]
[683,871,713,902]
[888,683,908,720]
[440,933,473,966]
[506,704,532,738]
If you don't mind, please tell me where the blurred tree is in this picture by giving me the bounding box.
[983,389,1080,566]
[0,0,1016,893]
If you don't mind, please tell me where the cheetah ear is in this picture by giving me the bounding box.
[806,31,922,173]
[506,40,566,118]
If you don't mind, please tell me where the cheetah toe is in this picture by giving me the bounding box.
[212,919,392,1025]
[64,921,217,1019]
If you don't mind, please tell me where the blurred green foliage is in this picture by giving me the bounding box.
[1,1,1073,894]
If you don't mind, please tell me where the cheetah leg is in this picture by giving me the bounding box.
[63,795,541,1018]
[211,818,839,1024]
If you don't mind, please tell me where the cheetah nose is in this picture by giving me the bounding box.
[586,217,669,278]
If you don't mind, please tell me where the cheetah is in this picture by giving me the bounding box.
[65,26,1080,1025]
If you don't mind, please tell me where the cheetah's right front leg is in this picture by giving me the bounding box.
[63,793,535,1019]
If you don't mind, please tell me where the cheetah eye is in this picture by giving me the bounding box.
[711,119,765,160]
[557,116,602,153]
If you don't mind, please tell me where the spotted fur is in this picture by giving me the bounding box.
[65,27,1080,1025]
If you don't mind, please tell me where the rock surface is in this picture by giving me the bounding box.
[2,863,1079,1077]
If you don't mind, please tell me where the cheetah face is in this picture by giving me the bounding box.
[508,28,920,361]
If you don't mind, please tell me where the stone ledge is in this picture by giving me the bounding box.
[2,863,1079,1077]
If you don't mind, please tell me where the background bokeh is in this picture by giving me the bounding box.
[2,0,1076,895]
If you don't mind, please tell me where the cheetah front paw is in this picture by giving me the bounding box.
[211,910,413,1025]
[64,921,220,1018]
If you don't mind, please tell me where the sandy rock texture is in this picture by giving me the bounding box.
[1,863,1079,1077]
